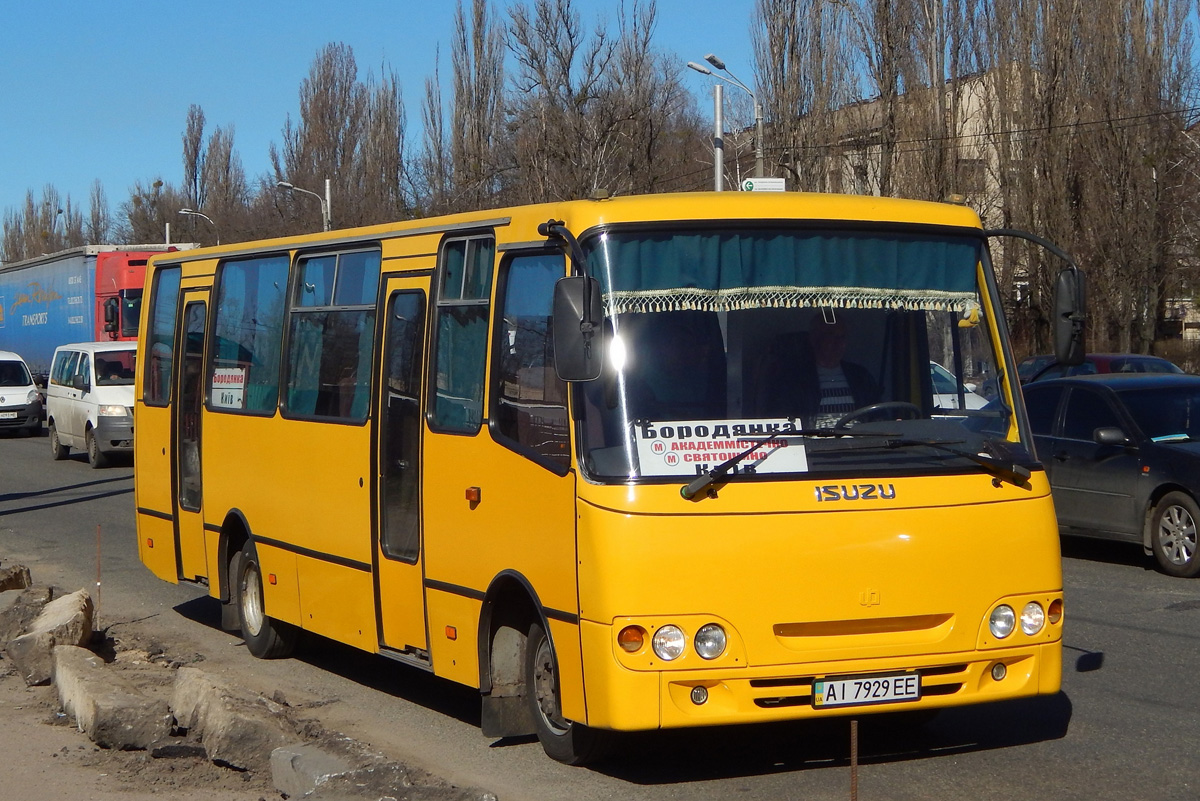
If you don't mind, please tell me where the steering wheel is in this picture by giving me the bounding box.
[833,401,922,430]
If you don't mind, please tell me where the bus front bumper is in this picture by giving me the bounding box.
[579,620,1062,731]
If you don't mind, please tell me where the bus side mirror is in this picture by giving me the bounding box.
[103,297,119,333]
[1054,268,1086,366]
[553,276,604,382]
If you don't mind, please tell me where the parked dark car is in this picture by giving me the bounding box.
[1023,373,1200,577]
[1019,352,1183,384]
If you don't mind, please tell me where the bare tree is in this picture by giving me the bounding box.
[755,0,857,191]
[1,186,85,262]
[86,180,113,244]
[451,0,507,209]
[607,1,705,194]
[271,43,369,232]
[182,104,207,210]
[417,52,453,215]
[120,179,187,244]
[506,0,618,202]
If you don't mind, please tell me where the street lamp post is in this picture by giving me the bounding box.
[276,179,332,232]
[688,53,764,182]
[178,208,219,244]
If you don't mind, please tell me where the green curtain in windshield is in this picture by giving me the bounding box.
[588,229,981,314]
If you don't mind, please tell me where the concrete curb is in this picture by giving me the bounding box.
[53,644,174,750]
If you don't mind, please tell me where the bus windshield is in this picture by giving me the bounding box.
[579,225,1024,482]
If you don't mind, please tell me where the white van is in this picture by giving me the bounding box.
[0,350,43,437]
[46,341,136,468]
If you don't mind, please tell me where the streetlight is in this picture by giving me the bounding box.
[178,208,219,244]
[687,66,725,191]
[276,179,332,232]
[688,53,764,181]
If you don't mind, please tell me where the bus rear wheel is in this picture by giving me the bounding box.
[235,541,298,658]
[525,621,607,765]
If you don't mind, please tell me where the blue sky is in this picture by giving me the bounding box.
[0,0,757,217]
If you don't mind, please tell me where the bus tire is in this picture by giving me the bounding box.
[235,540,298,658]
[525,621,607,765]
[49,422,69,460]
[1149,491,1200,578]
[86,428,108,469]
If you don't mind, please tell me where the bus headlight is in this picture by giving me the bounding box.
[1020,602,1045,635]
[989,605,1015,639]
[652,625,686,660]
[694,624,726,659]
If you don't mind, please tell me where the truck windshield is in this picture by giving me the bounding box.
[578,225,1027,482]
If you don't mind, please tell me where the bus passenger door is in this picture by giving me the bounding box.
[174,295,209,581]
[375,281,429,656]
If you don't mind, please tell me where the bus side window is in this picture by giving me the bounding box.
[143,266,181,405]
[493,252,570,469]
[285,250,379,421]
[430,235,494,433]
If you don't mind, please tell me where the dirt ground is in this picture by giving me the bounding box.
[0,642,281,801]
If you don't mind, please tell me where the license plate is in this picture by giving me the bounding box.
[812,672,920,708]
[0,411,17,420]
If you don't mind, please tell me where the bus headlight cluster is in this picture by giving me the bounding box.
[620,622,728,661]
[989,601,1049,639]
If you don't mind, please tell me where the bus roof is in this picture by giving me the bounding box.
[147,191,985,267]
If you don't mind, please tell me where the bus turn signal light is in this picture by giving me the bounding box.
[1048,598,1063,624]
[617,625,645,653]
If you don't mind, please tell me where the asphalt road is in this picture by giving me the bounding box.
[1,430,1198,801]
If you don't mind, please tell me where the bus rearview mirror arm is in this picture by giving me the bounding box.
[540,220,605,382]
[984,228,1087,366]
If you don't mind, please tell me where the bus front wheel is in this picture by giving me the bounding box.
[235,541,298,658]
[525,621,607,765]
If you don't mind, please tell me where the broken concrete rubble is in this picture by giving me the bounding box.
[6,588,94,685]
[0,564,497,801]
[0,585,53,642]
[52,645,174,750]
[0,563,32,592]
[171,666,300,772]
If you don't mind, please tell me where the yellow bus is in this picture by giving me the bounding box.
[134,192,1081,764]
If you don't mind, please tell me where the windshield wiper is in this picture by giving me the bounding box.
[883,438,1031,487]
[679,427,896,501]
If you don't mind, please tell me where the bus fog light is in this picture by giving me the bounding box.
[652,625,686,660]
[989,605,1015,638]
[1020,602,1045,635]
[690,685,709,705]
[991,662,1007,681]
[694,624,726,659]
